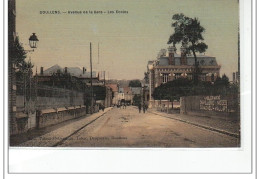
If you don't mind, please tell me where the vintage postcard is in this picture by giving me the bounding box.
[8,0,241,148]
[6,0,256,175]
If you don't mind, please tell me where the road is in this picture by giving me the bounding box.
[55,106,239,147]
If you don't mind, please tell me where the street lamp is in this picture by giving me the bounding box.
[24,33,39,53]
[29,33,39,48]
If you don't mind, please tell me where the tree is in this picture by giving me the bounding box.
[9,37,27,70]
[152,78,194,100]
[128,80,142,87]
[133,94,141,106]
[213,74,230,95]
[168,13,208,84]
[144,72,149,84]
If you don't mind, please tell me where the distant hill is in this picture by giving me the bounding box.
[43,64,62,75]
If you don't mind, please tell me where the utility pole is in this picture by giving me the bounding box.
[90,42,93,114]
[103,71,106,86]
[98,42,100,64]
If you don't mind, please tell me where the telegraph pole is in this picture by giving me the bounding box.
[90,42,93,114]
[103,71,106,86]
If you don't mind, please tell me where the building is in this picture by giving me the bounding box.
[232,71,239,84]
[36,64,114,109]
[147,46,221,102]
[37,65,99,84]
[106,83,119,105]
[123,87,132,104]
[118,87,125,103]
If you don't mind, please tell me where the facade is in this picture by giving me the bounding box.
[147,46,221,101]
[37,65,114,109]
[37,65,100,84]
[106,83,119,105]
[118,87,125,103]
[123,87,132,103]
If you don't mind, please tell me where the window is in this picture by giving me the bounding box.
[175,73,181,79]
[162,73,169,83]
[200,74,206,81]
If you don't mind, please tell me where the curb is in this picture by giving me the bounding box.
[52,107,113,147]
[19,107,113,147]
[149,111,240,139]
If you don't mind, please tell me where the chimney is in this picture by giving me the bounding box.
[83,67,86,74]
[168,46,176,65]
[40,67,43,75]
[65,67,67,74]
[236,72,239,83]
[180,46,187,65]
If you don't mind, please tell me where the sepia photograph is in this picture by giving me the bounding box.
[8,0,241,148]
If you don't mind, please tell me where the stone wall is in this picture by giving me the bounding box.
[149,100,180,109]
[36,105,86,128]
[180,95,239,120]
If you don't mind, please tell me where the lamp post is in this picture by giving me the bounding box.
[148,63,153,108]
[24,33,39,115]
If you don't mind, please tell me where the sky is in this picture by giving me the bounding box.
[16,0,239,80]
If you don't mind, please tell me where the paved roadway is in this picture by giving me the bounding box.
[56,106,239,147]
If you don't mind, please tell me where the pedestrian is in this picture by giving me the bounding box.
[138,103,142,113]
[143,103,146,113]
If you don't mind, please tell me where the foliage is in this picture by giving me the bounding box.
[129,80,142,87]
[144,72,149,84]
[93,86,106,100]
[9,37,27,70]
[133,94,141,106]
[38,70,86,92]
[10,37,35,82]
[10,37,36,98]
[152,75,237,100]
[168,13,208,84]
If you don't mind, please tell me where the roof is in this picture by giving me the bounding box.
[78,72,97,78]
[157,54,218,67]
[123,87,131,94]
[106,84,118,92]
[43,64,62,75]
[43,65,97,77]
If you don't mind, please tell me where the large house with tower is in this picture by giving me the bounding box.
[147,46,221,102]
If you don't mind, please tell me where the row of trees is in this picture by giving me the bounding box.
[152,75,238,101]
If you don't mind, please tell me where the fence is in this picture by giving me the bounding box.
[13,80,85,135]
[16,81,84,111]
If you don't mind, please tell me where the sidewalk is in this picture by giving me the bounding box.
[12,107,113,147]
[148,108,240,136]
